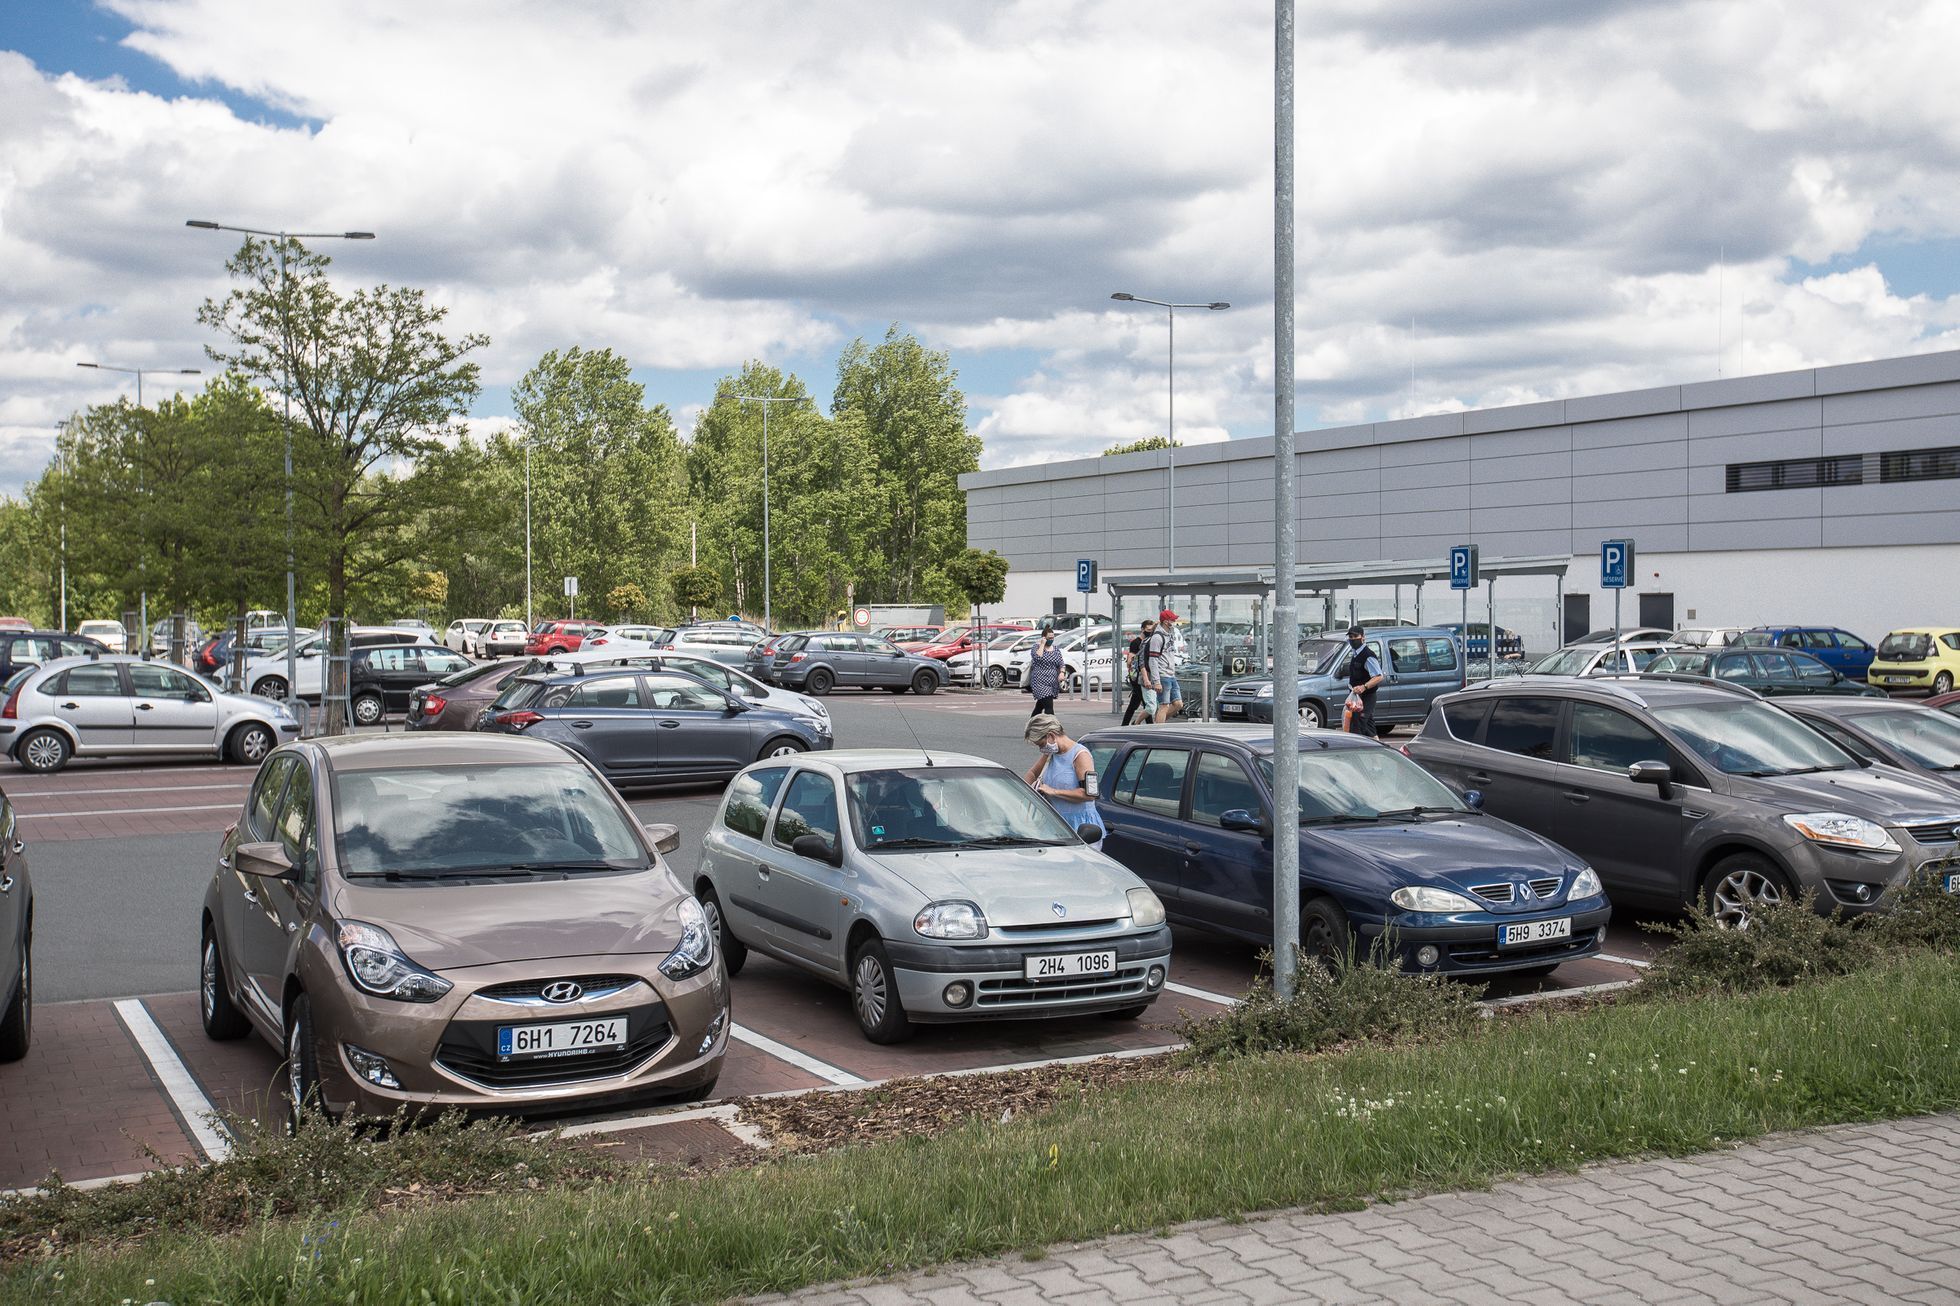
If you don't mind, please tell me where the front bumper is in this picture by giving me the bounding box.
[1364,900,1612,976]
[1793,834,1960,915]
[885,925,1171,1022]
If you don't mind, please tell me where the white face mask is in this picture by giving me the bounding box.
[1039,741,1062,755]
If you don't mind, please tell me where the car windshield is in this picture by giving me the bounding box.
[332,762,647,877]
[1849,709,1960,771]
[1531,648,1596,676]
[983,633,1025,651]
[1257,748,1466,822]
[845,766,1079,850]
[438,660,506,688]
[490,677,547,710]
[1879,633,1932,660]
[1299,640,1346,675]
[1645,653,1708,674]
[1652,702,1857,776]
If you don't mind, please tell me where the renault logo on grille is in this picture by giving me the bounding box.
[1051,902,1068,919]
[1517,881,1535,900]
[541,981,584,1004]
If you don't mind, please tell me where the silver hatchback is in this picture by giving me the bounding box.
[694,749,1172,1042]
[0,655,299,773]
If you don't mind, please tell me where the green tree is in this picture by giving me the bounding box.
[668,565,720,614]
[606,581,649,621]
[831,326,980,603]
[944,547,1009,615]
[1102,435,1180,456]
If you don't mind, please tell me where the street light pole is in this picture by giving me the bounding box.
[1109,293,1230,572]
[186,220,375,704]
[732,393,813,631]
[1271,0,1302,1001]
[524,439,534,631]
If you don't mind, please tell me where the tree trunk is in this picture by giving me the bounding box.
[323,549,349,735]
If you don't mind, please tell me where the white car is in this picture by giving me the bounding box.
[947,632,1038,687]
[445,618,492,654]
[237,627,420,700]
[1528,639,1681,677]
[76,620,127,654]
[580,625,670,655]
[997,627,1117,692]
[477,620,529,658]
[0,655,298,773]
[1670,626,1749,649]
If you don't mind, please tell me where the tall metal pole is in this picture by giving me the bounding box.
[762,400,771,632]
[56,445,66,632]
[278,239,298,701]
[1167,305,1176,572]
[524,441,533,631]
[1271,0,1302,1001]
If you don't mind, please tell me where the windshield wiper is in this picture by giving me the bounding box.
[867,837,956,850]
[1373,806,1464,821]
[1299,813,1382,826]
[965,835,1069,848]
[1743,765,1849,777]
[346,867,534,881]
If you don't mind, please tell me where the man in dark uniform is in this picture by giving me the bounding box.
[1342,624,1385,737]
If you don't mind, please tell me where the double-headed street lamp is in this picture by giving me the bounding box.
[186,219,375,701]
[731,393,813,632]
[1109,292,1230,573]
[75,361,203,646]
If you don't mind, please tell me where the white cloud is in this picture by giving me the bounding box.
[3,0,1959,490]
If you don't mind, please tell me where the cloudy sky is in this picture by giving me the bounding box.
[4,0,1959,493]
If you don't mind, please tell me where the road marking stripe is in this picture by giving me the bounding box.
[18,802,238,819]
[1165,979,1241,1006]
[8,782,249,799]
[1596,952,1654,969]
[5,764,247,784]
[729,1022,866,1086]
[555,1101,774,1148]
[111,998,232,1161]
[1479,979,1638,1012]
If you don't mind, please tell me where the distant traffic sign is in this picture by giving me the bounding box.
[1449,545,1479,591]
[853,606,871,628]
[1076,559,1098,593]
[1600,540,1635,590]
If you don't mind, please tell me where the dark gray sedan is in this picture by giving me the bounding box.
[0,788,30,1061]
[478,666,832,785]
[769,632,948,696]
[1781,698,1960,798]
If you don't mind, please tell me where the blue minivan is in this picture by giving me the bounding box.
[1738,626,1876,680]
[1213,626,1464,731]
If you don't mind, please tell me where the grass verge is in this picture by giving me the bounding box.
[11,950,1960,1305]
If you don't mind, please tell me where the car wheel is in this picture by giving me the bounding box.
[547,646,568,655]
[1704,855,1795,929]
[285,993,324,1134]
[1299,701,1325,729]
[1300,898,1353,971]
[227,722,276,765]
[0,921,30,1063]
[1101,1002,1150,1021]
[16,729,70,775]
[806,667,834,696]
[1936,671,1955,695]
[912,670,938,696]
[200,930,250,1040]
[699,883,747,976]
[759,738,807,760]
[984,666,1007,689]
[351,693,385,727]
[850,936,914,1044]
[254,675,289,701]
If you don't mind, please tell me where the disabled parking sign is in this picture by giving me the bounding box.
[1449,545,1478,590]
[1601,539,1635,589]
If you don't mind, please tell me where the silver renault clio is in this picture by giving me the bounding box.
[695,749,1172,1042]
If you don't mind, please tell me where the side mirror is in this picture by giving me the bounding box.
[791,832,841,866]
[1219,807,1268,836]
[723,696,749,714]
[1463,789,1485,811]
[234,840,294,879]
[1627,760,1674,798]
[1075,823,1105,844]
[642,821,681,856]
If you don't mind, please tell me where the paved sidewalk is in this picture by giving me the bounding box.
[751,1112,1960,1305]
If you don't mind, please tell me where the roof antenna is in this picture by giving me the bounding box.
[888,697,935,767]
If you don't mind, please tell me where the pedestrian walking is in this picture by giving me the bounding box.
[1341,624,1385,737]
[1026,625,1067,715]
[1023,713,1102,846]
[1120,618,1158,725]
[1149,609,1184,724]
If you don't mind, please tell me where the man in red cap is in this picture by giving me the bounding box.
[1147,609,1183,723]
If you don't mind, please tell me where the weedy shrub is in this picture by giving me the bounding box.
[0,1107,608,1258]
[1639,895,1877,998]
[1178,951,1483,1063]
[1867,867,1960,953]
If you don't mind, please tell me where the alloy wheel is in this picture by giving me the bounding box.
[1299,702,1324,729]
[201,942,219,1023]
[1710,866,1783,928]
[21,734,65,772]
[853,953,888,1029]
[766,741,804,758]
[286,1019,305,1124]
[257,677,289,701]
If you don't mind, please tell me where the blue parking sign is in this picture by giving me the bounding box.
[1449,545,1478,591]
[1601,539,1635,589]
[1076,559,1098,593]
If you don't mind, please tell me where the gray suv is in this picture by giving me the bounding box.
[1405,675,1960,924]
[1215,627,1463,730]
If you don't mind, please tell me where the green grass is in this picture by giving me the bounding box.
[12,952,1960,1304]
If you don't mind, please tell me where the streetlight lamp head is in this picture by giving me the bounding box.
[344,231,376,240]
[1110,292,1135,301]
[76,362,99,369]
[1207,302,1232,311]
[178,369,203,375]
[185,220,220,230]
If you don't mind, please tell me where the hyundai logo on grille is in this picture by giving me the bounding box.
[1051,902,1068,919]
[541,981,584,1004]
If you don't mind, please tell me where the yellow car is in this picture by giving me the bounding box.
[1868,627,1960,696]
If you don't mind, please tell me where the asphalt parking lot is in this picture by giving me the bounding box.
[0,689,1661,1191]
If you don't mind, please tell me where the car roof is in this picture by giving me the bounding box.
[762,748,998,776]
[303,732,574,771]
[1080,721,1375,754]
[1445,672,1760,708]
[1779,697,1912,720]
[1884,627,1960,636]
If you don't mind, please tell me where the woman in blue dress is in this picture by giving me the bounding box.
[1022,713,1102,847]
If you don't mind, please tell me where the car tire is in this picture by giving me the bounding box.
[547,646,569,655]
[16,729,70,775]
[254,675,290,701]
[759,738,806,760]
[1101,1002,1150,1021]
[1300,897,1353,971]
[850,936,914,1044]
[351,693,385,727]
[984,666,1007,689]
[912,670,938,696]
[285,993,325,1134]
[1936,671,1955,695]
[699,883,747,977]
[227,722,276,766]
[806,667,835,696]
[1299,701,1325,729]
[200,930,250,1041]
[1703,854,1795,929]
[0,920,30,1063]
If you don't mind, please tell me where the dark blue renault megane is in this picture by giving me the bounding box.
[1079,723,1610,977]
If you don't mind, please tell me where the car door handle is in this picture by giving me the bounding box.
[1468,772,1493,785]
[658,720,681,728]
[0,875,12,894]
[1562,790,1591,804]
[1183,842,1203,855]
[9,839,21,856]
[756,863,770,879]
[569,720,594,729]
[135,703,155,711]
[242,888,260,906]
[286,921,299,935]
[60,701,79,710]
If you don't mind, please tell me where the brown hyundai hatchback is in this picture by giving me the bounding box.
[199,733,727,1125]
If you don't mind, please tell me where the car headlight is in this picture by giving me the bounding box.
[1127,887,1166,928]
[914,900,988,940]
[805,715,832,735]
[1389,885,1481,913]
[1257,683,1274,698]
[1783,812,1900,852]
[1568,866,1603,900]
[335,920,453,1002]
[658,896,716,980]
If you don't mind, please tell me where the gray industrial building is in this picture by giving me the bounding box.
[959,347,1960,657]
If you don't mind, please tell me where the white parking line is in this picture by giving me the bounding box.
[17,802,238,819]
[7,782,248,800]
[555,1101,773,1149]
[111,999,231,1161]
[1596,953,1654,969]
[729,1023,866,1087]
[1479,979,1638,1011]
[1165,980,1242,1007]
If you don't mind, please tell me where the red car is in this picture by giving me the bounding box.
[915,624,1032,661]
[523,620,599,656]
[1928,690,1960,718]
